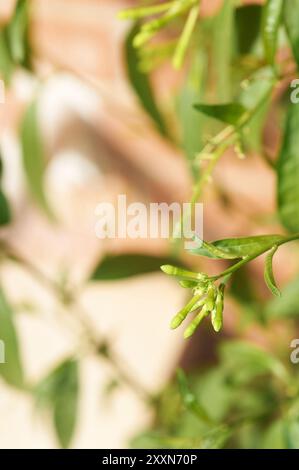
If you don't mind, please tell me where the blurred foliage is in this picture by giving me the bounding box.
[132,341,299,449]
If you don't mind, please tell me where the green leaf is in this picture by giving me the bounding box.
[35,359,79,448]
[0,0,31,83]
[283,0,299,70]
[189,235,285,259]
[20,100,54,218]
[91,254,183,281]
[125,23,168,137]
[0,189,11,226]
[177,49,208,176]
[284,419,299,449]
[277,102,299,232]
[0,29,13,83]
[7,0,30,66]
[177,369,211,422]
[193,103,247,126]
[212,0,234,101]
[262,0,283,66]
[264,245,281,297]
[264,276,299,319]
[263,420,287,449]
[0,287,24,388]
[220,340,288,383]
[235,5,262,55]
[239,69,273,152]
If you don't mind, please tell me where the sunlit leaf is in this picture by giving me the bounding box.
[125,23,168,137]
[0,287,24,388]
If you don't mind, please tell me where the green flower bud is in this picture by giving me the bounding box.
[170,294,201,330]
[204,284,216,311]
[183,305,210,339]
[211,284,225,332]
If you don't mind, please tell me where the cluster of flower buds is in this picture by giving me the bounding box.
[161,265,225,339]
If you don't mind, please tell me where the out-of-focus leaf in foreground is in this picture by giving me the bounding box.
[20,99,54,218]
[284,0,299,70]
[35,359,79,448]
[0,287,24,388]
[90,253,184,281]
[125,23,168,137]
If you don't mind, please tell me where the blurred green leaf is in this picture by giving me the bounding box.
[193,368,233,422]
[235,5,262,55]
[7,0,30,66]
[125,23,168,137]
[264,276,299,319]
[264,245,281,297]
[189,235,285,259]
[277,102,299,232]
[20,99,54,218]
[262,419,286,449]
[177,369,211,422]
[212,0,234,101]
[239,70,273,152]
[90,253,183,281]
[193,103,247,126]
[284,419,299,449]
[0,189,11,226]
[177,49,207,177]
[35,359,79,448]
[0,0,31,83]
[262,0,283,66]
[283,0,299,70]
[0,287,24,388]
[220,341,288,383]
[199,425,231,449]
[0,29,13,83]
